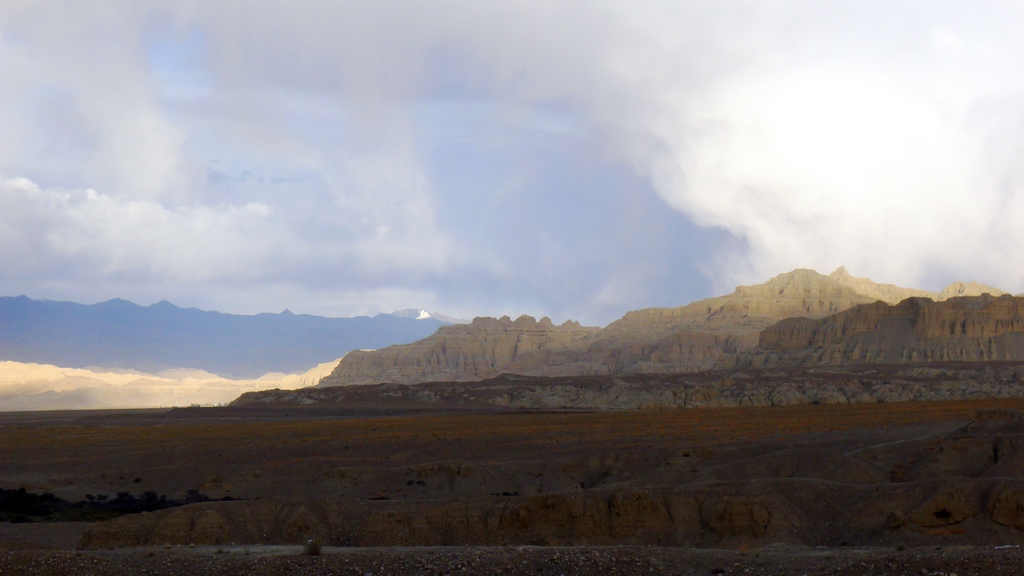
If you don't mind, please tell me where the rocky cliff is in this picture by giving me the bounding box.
[319,268,1014,387]
[603,267,881,337]
[743,294,1024,366]
[318,316,602,386]
[827,266,1006,303]
[533,268,888,377]
[243,363,1024,410]
[827,266,935,303]
[322,268,889,386]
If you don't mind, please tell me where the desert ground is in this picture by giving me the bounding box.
[3,393,1024,573]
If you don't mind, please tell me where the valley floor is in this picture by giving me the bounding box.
[3,397,1024,573]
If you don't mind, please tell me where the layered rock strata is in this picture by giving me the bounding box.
[319,268,1013,387]
[77,478,1024,548]
[241,363,1024,410]
[826,266,1006,303]
[322,268,892,387]
[744,294,1024,367]
[320,316,601,387]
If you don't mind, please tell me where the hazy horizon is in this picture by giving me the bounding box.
[3,264,1016,324]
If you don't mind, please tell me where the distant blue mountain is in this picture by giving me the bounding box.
[0,296,449,378]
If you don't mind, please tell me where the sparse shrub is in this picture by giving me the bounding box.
[303,538,322,556]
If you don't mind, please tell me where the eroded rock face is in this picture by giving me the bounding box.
[701,495,772,537]
[908,484,977,527]
[989,485,1024,529]
[320,268,898,387]
[747,295,1024,367]
[939,282,1008,300]
[237,364,1024,411]
[827,266,1006,304]
[885,510,908,530]
[191,509,232,544]
[84,480,1024,549]
[81,490,685,549]
[316,268,1016,387]
[828,266,936,304]
[319,316,602,387]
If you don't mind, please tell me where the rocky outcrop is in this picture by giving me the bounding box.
[318,316,602,387]
[608,268,877,334]
[939,281,1008,300]
[828,266,1006,303]
[827,266,935,303]
[827,266,1003,303]
[239,363,1024,410]
[565,268,886,374]
[78,476,1024,548]
[319,268,1014,387]
[989,484,1024,529]
[321,268,901,387]
[744,294,1024,367]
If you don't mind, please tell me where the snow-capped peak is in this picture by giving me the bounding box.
[390,308,468,323]
[390,308,431,320]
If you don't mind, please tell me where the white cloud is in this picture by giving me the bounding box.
[0,3,188,201]
[0,172,453,302]
[0,176,275,282]
[3,1,1024,323]
[635,6,1024,292]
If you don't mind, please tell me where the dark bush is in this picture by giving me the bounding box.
[0,487,228,522]
[0,488,68,521]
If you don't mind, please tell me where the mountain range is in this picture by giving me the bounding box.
[0,296,451,378]
[318,267,1016,387]
[3,267,1020,411]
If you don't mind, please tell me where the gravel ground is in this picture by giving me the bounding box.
[1,544,1021,575]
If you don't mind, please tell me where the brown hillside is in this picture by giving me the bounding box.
[320,268,1013,387]
[321,269,886,386]
[319,316,602,386]
[745,294,1024,366]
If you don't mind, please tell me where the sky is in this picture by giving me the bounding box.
[2,1,1024,326]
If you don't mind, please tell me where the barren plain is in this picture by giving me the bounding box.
[4,391,1024,574]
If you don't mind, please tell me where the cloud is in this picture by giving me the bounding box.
[0,3,188,201]
[605,3,1024,292]
[0,176,275,282]
[2,1,1024,325]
